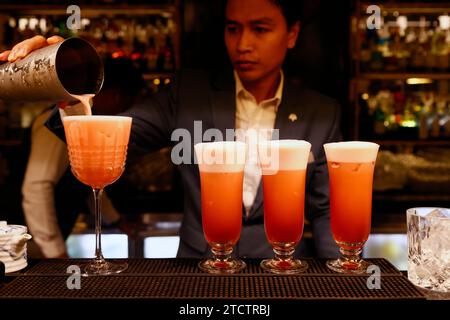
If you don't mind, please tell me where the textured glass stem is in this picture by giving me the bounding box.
[211,246,233,264]
[93,188,105,262]
[274,246,295,262]
[340,247,363,265]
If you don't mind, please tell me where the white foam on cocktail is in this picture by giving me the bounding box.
[258,139,311,174]
[63,116,132,148]
[194,141,246,172]
[63,115,132,122]
[324,141,379,163]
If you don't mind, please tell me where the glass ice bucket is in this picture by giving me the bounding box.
[407,207,450,292]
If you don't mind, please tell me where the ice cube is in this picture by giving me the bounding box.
[426,209,450,219]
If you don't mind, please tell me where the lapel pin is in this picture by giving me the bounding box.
[288,113,298,122]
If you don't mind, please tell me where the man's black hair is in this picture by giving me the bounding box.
[225,0,302,28]
[269,0,302,28]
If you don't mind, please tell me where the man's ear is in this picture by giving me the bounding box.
[287,21,301,49]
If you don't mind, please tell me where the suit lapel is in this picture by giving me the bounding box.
[274,80,307,140]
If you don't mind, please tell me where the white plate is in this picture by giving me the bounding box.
[0,224,28,238]
[4,258,28,273]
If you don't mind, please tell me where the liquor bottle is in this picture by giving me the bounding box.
[425,28,436,71]
[145,37,158,71]
[373,96,386,136]
[432,25,449,71]
[418,107,429,140]
[163,35,175,72]
[434,99,447,138]
[375,25,390,71]
[440,103,450,137]
[361,29,377,72]
[411,20,428,71]
[428,103,442,139]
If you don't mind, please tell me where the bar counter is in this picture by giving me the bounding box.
[1,258,440,314]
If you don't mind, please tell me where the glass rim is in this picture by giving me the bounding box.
[323,141,379,163]
[194,140,246,170]
[323,141,380,149]
[257,139,311,149]
[62,115,132,121]
[406,207,450,219]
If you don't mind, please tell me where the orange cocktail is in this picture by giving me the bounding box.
[195,141,246,274]
[324,141,379,274]
[329,162,374,245]
[258,140,311,274]
[64,116,131,188]
[263,170,306,244]
[200,171,243,245]
[63,115,132,276]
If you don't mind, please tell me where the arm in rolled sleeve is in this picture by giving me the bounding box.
[306,102,342,258]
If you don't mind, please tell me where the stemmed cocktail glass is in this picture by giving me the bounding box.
[63,115,132,276]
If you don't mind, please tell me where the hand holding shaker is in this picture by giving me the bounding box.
[0,37,103,106]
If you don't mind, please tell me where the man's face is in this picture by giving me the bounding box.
[225,0,299,84]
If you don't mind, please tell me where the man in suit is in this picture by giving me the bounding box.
[2,0,340,259]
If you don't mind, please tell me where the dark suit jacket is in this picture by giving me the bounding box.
[46,69,341,259]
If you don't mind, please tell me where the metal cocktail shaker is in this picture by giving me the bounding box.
[0,37,103,104]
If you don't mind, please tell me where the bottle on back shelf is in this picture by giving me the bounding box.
[440,102,450,137]
[432,22,450,71]
[163,35,175,72]
[428,102,441,139]
[145,37,158,72]
[411,19,428,72]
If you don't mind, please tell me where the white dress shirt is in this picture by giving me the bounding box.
[234,71,284,216]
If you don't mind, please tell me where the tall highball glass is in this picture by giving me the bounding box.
[194,141,246,274]
[324,141,379,274]
[258,140,311,274]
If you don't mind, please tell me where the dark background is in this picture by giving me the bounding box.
[0,0,355,224]
[2,0,449,225]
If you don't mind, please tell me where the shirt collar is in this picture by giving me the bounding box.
[234,70,284,109]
